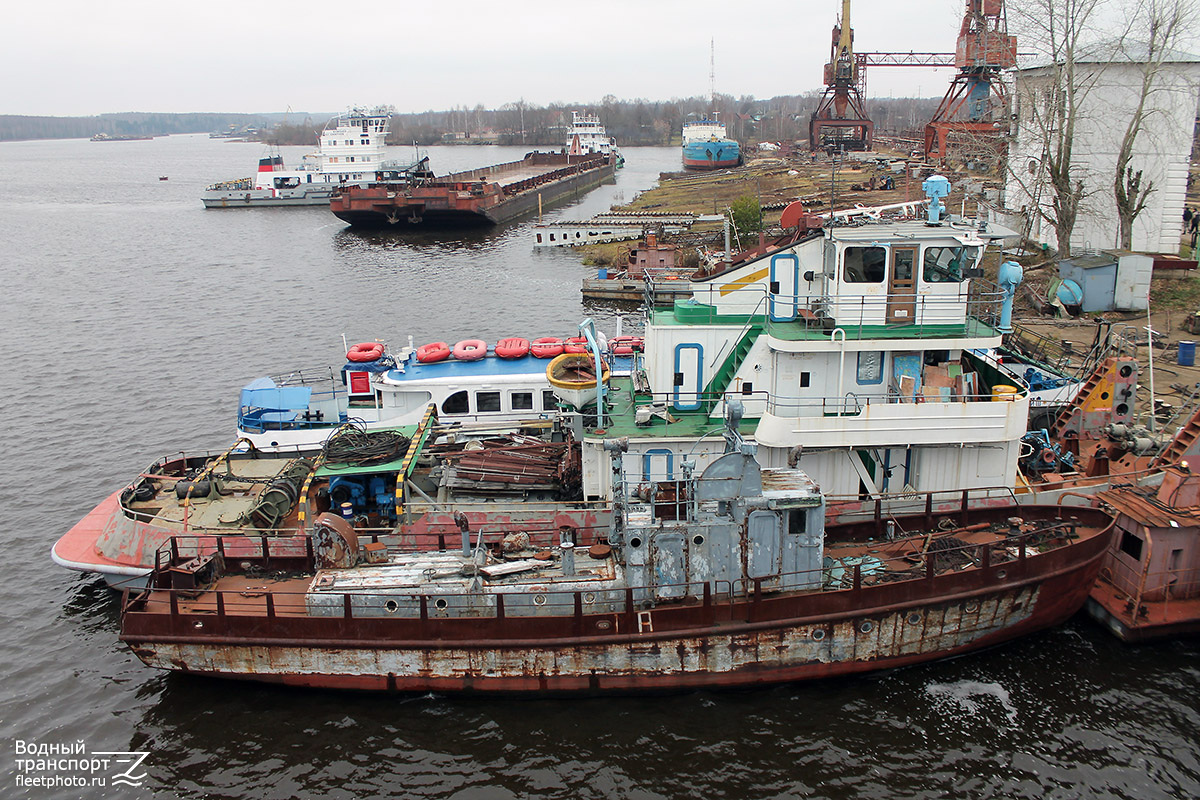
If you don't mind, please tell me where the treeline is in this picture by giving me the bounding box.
[254,95,945,148]
[0,112,289,142]
[1,95,944,145]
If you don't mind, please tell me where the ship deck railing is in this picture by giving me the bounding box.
[122,506,612,556]
[125,506,1096,625]
[1098,554,1200,607]
[645,278,1006,341]
[595,379,1026,436]
[237,365,347,432]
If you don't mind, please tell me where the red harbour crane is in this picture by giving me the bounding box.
[923,0,1017,160]
[810,0,874,151]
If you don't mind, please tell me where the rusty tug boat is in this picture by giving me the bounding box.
[120,403,1114,693]
[330,151,615,228]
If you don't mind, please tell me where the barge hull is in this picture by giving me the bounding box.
[122,523,1109,694]
[331,154,614,229]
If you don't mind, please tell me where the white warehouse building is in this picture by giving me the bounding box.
[1005,42,1200,254]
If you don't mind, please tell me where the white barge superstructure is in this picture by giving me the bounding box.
[202,106,418,208]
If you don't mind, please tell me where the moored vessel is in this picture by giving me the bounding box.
[118,410,1115,693]
[1086,464,1200,641]
[330,151,615,228]
[567,111,623,167]
[681,116,741,170]
[201,106,426,208]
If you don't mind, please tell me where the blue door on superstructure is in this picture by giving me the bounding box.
[769,254,799,321]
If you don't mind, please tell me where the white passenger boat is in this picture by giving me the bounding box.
[201,106,426,208]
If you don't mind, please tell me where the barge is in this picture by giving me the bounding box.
[330,152,615,228]
[119,411,1115,694]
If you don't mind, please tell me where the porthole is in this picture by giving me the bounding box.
[907,612,922,625]
[434,597,448,610]
[812,628,827,641]
[596,619,612,631]
[584,592,596,604]
[859,620,874,634]
[996,570,1007,580]
[384,599,399,614]
[629,536,643,548]
[533,594,547,606]
[965,602,979,613]
[193,620,204,629]
[693,534,705,546]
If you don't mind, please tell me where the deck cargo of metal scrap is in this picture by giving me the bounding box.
[330,151,616,229]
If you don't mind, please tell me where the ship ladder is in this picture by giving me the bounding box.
[702,327,763,414]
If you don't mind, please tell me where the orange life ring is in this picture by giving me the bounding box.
[610,335,644,355]
[495,337,530,359]
[415,342,450,363]
[530,337,564,358]
[347,341,385,362]
[453,339,487,361]
[564,336,588,354]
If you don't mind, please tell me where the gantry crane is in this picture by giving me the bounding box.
[924,0,1017,160]
[810,0,873,151]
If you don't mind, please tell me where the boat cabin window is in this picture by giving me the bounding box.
[477,391,501,413]
[512,391,534,411]
[442,390,469,415]
[274,177,301,189]
[843,246,886,283]
[922,245,978,283]
[1119,530,1144,561]
[543,389,558,411]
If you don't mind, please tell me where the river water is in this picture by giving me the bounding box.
[0,135,1196,800]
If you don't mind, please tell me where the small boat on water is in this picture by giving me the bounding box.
[118,407,1115,693]
[201,106,429,208]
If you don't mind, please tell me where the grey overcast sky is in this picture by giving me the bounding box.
[5,0,976,116]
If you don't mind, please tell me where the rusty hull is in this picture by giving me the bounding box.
[331,153,612,229]
[122,509,1112,694]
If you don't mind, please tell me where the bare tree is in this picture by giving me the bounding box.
[1006,0,1106,257]
[1112,0,1197,249]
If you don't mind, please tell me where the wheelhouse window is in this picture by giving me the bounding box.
[922,245,978,283]
[843,246,886,283]
[477,391,501,413]
[442,390,469,415]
